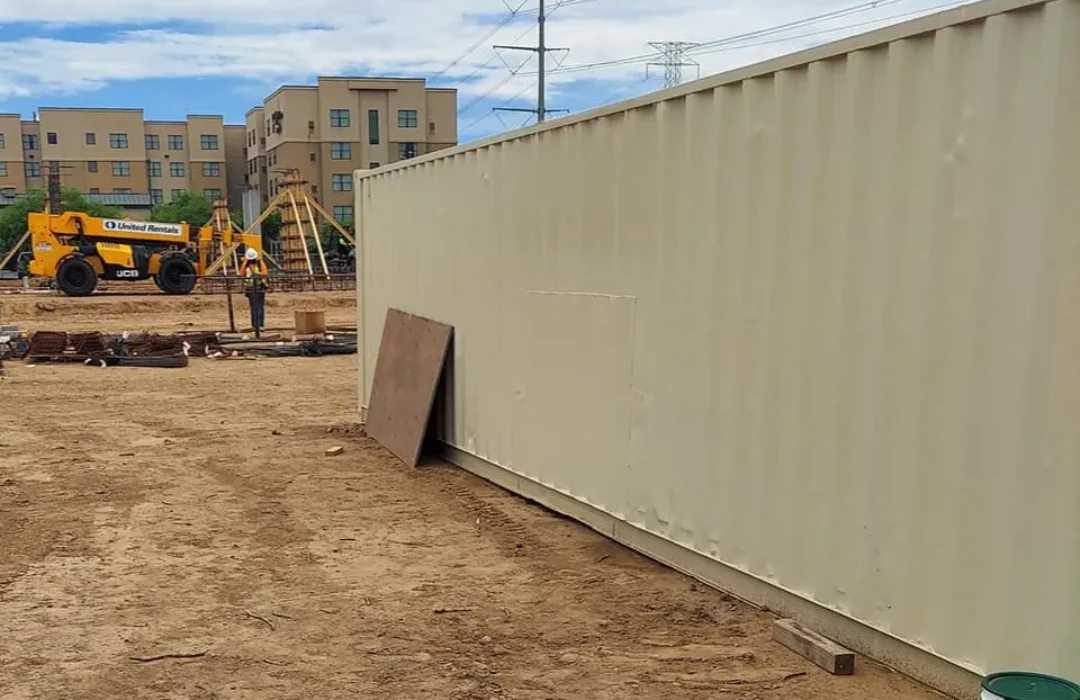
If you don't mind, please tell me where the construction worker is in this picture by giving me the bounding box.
[238,247,269,335]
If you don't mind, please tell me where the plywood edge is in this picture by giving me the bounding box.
[440,443,980,700]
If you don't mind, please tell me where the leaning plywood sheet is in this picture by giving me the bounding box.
[365,308,452,467]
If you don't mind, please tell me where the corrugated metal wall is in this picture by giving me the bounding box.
[356,0,1080,692]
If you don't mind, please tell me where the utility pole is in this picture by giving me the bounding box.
[538,0,546,120]
[494,0,569,125]
[647,41,701,88]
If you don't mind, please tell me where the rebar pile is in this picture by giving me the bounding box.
[69,332,110,356]
[21,328,348,367]
[25,331,74,361]
[242,339,357,358]
[122,333,189,357]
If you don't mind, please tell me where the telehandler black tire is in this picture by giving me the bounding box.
[156,256,197,295]
[56,256,98,297]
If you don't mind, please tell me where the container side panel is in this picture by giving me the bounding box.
[356,0,1080,682]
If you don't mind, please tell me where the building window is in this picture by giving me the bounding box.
[368,110,379,145]
[114,188,132,194]
[202,162,221,177]
[88,161,98,173]
[149,161,162,177]
[25,162,41,177]
[145,134,160,150]
[151,188,163,204]
[203,188,222,200]
[309,152,317,163]
[45,132,57,145]
[168,134,184,150]
[398,142,418,160]
[109,133,128,149]
[331,173,352,192]
[171,188,184,200]
[0,163,6,176]
[397,109,418,128]
[89,187,100,194]
[200,134,219,150]
[23,134,38,150]
[332,205,354,226]
[331,142,351,160]
[0,134,5,149]
[368,162,380,169]
[330,109,351,128]
[112,161,131,176]
[170,162,185,177]
[86,132,96,145]
[429,121,436,135]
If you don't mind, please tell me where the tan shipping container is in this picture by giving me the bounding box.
[355,0,1080,695]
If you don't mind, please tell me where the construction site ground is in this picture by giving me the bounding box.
[0,292,942,700]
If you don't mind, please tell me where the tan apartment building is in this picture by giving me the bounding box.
[244,77,458,227]
[0,77,459,225]
[0,108,247,219]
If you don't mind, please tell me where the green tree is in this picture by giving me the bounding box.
[150,191,243,229]
[261,209,282,241]
[149,190,212,226]
[0,189,121,259]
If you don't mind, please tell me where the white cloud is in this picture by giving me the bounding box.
[0,0,976,115]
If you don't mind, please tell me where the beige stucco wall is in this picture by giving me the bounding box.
[355,1,1080,696]
[425,89,458,146]
[145,121,189,200]
[224,124,247,210]
[0,114,27,191]
[38,109,147,167]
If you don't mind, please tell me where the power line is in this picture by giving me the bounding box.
[461,0,974,134]
[685,0,973,57]
[459,71,524,115]
[493,0,570,123]
[457,0,577,120]
[448,0,579,90]
[690,0,910,51]
[462,79,539,132]
[535,0,928,77]
[430,0,532,81]
[452,22,536,89]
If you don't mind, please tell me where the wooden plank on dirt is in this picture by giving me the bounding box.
[772,619,855,675]
[365,308,452,468]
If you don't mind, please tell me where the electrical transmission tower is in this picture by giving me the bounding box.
[647,41,701,88]
[494,0,569,124]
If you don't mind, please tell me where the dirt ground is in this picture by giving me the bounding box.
[0,291,944,700]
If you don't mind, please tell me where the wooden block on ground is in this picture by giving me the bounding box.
[772,619,855,675]
[365,308,453,468]
[325,446,344,456]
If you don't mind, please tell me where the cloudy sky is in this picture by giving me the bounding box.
[0,0,975,143]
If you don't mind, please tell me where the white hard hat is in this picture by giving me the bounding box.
[245,248,259,261]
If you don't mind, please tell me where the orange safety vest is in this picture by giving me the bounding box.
[238,259,269,288]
